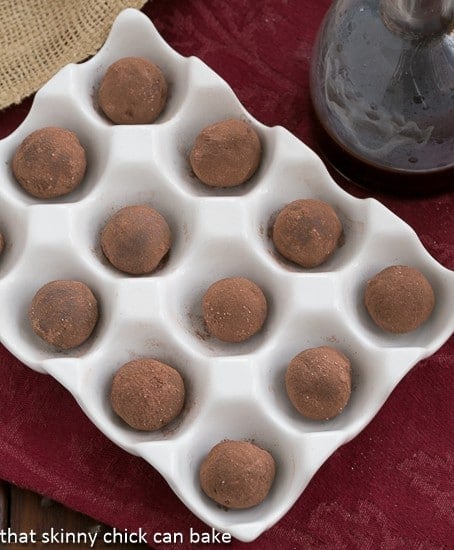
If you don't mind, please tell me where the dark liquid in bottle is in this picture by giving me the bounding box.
[311,106,454,197]
[309,0,454,197]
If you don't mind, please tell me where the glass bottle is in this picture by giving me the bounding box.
[310,0,454,195]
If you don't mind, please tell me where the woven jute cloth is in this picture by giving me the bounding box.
[0,0,147,110]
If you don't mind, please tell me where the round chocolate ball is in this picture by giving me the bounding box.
[189,119,261,187]
[13,127,86,199]
[365,265,435,333]
[285,346,351,420]
[98,57,168,124]
[101,205,171,275]
[200,440,276,509]
[110,358,185,431]
[272,199,342,268]
[29,280,98,350]
[202,277,267,342]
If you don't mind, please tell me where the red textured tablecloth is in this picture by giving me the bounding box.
[1,1,453,548]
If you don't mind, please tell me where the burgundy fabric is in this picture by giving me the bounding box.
[0,1,453,548]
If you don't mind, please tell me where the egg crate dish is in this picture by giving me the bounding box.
[0,9,453,542]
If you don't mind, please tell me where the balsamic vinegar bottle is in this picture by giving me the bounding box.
[310,0,454,195]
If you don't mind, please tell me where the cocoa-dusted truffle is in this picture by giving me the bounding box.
[202,277,267,342]
[101,205,171,275]
[200,440,275,509]
[13,127,86,199]
[365,265,435,333]
[110,358,185,431]
[285,346,351,420]
[98,57,167,124]
[190,119,261,187]
[272,199,342,268]
[29,280,98,349]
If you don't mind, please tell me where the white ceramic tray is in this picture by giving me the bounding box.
[0,9,453,542]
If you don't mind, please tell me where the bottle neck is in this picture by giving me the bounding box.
[381,0,454,39]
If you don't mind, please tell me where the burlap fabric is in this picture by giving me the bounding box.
[0,0,147,110]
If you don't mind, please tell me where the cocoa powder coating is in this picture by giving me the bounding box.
[189,119,261,187]
[101,205,171,275]
[98,57,168,124]
[29,280,98,350]
[110,358,185,431]
[272,199,342,268]
[199,440,276,509]
[13,127,86,199]
[202,277,267,342]
[285,346,351,420]
[365,265,435,333]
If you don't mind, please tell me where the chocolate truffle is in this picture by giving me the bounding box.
[13,127,86,199]
[189,119,261,187]
[365,265,435,333]
[29,280,98,349]
[101,205,171,275]
[272,199,342,268]
[110,358,185,431]
[98,57,167,124]
[200,440,276,509]
[202,277,267,342]
[285,346,351,420]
